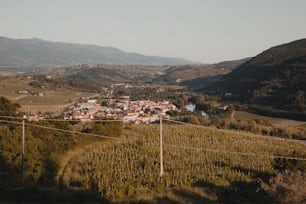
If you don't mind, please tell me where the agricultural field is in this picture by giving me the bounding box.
[234,111,282,123]
[0,76,94,112]
[234,111,306,137]
[0,76,31,98]
[60,123,306,203]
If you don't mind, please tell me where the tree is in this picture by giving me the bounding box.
[90,120,123,137]
[0,125,47,183]
[29,120,76,153]
[0,96,21,116]
[293,90,305,112]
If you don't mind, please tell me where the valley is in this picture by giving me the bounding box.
[2,0,306,202]
[1,38,306,203]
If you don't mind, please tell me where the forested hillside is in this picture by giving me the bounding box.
[206,39,306,118]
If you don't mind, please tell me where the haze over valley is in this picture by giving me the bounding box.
[1,1,306,203]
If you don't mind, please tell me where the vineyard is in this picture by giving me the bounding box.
[62,122,306,202]
[0,99,305,203]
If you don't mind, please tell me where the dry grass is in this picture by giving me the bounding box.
[234,111,281,123]
[20,104,70,113]
[0,76,94,113]
[56,139,110,188]
[234,111,306,136]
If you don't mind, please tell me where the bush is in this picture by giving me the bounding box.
[0,125,47,183]
[0,96,21,116]
[269,170,306,204]
[273,151,306,173]
[90,120,123,137]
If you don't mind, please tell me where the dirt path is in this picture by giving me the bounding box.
[231,110,236,120]
[56,141,106,188]
[8,94,28,101]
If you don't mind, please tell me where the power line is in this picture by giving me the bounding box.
[24,120,306,162]
[25,122,128,141]
[0,119,129,141]
[163,118,305,144]
[0,117,305,161]
[0,115,304,145]
[163,143,306,161]
[0,114,303,144]
[0,115,123,122]
[41,118,123,122]
[0,119,23,125]
[0,115,124,122]
[0,115,24,120]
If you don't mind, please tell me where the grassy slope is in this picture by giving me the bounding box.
[59,124,306,203]
[1,123,305,203]
[234,111,306,133]
[153,64,231,85]
[234,111,282,123]
[0,76,94,112]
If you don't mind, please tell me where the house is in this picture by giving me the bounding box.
[224,92,232,97]
[88,99,98,104]
[17,90,28,94]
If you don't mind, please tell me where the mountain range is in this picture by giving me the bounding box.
[0,36,192,66]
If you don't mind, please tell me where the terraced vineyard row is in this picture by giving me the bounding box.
[77,124,306,200]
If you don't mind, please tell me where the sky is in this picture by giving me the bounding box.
[1,0,306,63]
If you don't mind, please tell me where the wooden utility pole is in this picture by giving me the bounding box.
[159,115,164,177]
[22,119,25,186]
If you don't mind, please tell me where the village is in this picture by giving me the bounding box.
[63,98,178,124]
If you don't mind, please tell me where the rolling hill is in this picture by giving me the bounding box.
[153,58,249,86]
[152,64,230,84]
[31,64,167,85]
[0,36,192,67]
[214,57,251,70]
[206,38,306,119]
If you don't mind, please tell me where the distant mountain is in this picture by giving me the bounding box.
[214,57,251,70]
[208,39,306,119]
[0,36,192,66]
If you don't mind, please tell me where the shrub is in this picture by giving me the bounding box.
[269,170,306,204]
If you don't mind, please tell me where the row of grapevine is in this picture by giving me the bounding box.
[77,124,306,200]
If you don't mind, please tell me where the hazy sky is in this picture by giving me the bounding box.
[1,0,306,63]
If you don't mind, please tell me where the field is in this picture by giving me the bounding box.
[0,76,94,112]
[20,104,70,113]
[234,111,282,123]
[234,111,306,134]
[59,123,306,203]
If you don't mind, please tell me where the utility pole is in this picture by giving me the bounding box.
[159,115,164,177]
[22,119,25,186]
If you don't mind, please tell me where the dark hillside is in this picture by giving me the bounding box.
[215,57,251,70]
[206,39,306,118]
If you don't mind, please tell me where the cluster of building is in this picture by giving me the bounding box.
[16,90,44,97]
[64,99,177,124]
